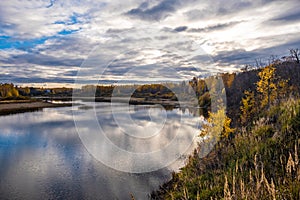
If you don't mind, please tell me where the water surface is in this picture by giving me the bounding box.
[0,102,201,199]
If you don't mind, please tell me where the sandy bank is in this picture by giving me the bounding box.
[0,101,72,115]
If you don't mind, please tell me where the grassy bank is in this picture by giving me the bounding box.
[151,97,300,199]
[151,61,300,199]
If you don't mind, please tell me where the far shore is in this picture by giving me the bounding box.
[0,96,202,116]
[39,96,201,108]
[0,100,72,116]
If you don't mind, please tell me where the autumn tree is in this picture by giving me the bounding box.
[11,88,19,97]
[222,116,235,138]
[0,83,19,98]
[201,108,235,139]
[256,64,277,109]
[240,90,255,125]
[221,73,236,88]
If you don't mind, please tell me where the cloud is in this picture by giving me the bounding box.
[188,21,241,33]
[0,64,76,84]
[213,37,300,69]
[125,0,182,21]
[271,8,300,22]
[183,0,291,24]
[0,0,300,85]
[0,0,96,40]
[46,0,57,9]
[106,27,136,34]
[173,26,188,32]
[217,1,252,15]
[184,1,253,21]
[213,49,260,64]
[6,53,83,67]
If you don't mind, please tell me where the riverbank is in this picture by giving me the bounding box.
[0,100,72,115]
[40,96,200,108]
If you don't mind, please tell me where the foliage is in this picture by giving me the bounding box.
[222,116,235,138]
[152,97,300,200]
[152,60,300,200]
[221,73,236,88]
[240,63,289,125]
[0,83,19,98]
[256,64,277,109]
[202,108,235,139]
[240,90,255,125]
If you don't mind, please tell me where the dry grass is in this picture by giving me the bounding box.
[151,98,300,200]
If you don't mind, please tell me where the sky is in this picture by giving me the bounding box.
[0,0,300,87]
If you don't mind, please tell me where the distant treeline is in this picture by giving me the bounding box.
[75,80,210,104]
[0,84,72,100]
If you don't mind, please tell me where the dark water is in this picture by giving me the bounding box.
[0,102,201,200]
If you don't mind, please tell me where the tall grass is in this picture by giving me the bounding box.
[151,98,300,199]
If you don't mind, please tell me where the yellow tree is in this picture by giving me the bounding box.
[200,108,235,139]
[0,83,19,98]
[256,64,277,109]
[240,90,255,125]
[222,116,235,138]
[11,88,19,97]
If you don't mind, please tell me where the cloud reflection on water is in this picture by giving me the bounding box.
[0,102,202,199]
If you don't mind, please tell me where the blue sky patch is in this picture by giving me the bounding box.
[0,36,49,50]
[58,28,81,35]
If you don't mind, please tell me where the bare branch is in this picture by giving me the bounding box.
[289,48,300,63]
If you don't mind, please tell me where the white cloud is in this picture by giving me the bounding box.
[0,0,300,85]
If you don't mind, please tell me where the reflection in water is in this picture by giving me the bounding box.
[0,103,203,199]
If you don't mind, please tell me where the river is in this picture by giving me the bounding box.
[0,101,202,199]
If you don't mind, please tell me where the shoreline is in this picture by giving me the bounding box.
[0,97,202,116]
[0,100,72,116]
[40,96,201,108]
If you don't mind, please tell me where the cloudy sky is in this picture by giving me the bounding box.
[0,0,300,86]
